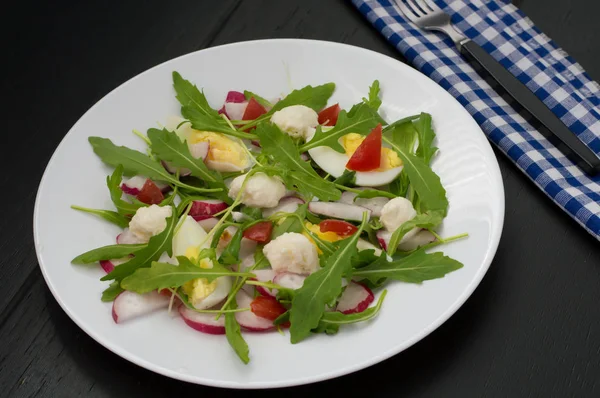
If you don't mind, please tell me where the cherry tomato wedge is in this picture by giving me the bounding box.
[319,219,358,237]
[242,97,268,120]
[345,123,382,172]
[250,296,287,321]
[137,179,164,205]
[243,221,273,243]
[318,103,341,126]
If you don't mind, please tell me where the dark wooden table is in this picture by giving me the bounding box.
[3,0,599,396]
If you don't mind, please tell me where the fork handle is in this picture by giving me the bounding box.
[460,40,600,175]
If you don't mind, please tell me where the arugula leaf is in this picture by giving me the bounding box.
[70,205,130,228]
[362,80,382,111]
[181,106,257,140]
[354,189,397,200]
[351,247,381,269]
[289,212,369,343]
[172,71,222,120]
[383,137,448,215]
[72,244,146,264]
[386,117,418,153]
[219,227,243,265]
[121,255,251,294]
[273,310,290,326]
[387,211,444,256]
[105,165,145,216]
[241,206,262,221]
[288,171,341,202]
[414,113,437,165]
[351,250,463,283]
[244,90,273,109]
[271,203,307,239]
[101,206,177,282]
[147,128,223,185]
[253,249,271,270]
[318,289,386,326]
[101,281,124,302]
[333,170,356,186]
[300,103,382,152]
[225,296,250,364]
[89,138,222,193]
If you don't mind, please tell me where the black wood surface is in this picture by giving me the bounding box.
[2,0,599,396]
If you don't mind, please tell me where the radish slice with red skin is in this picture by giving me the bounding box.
[218,105,227,117]
[189,200,228,221]
[300,152,310,161]
[235,291,275,332]
[188,141,209,160]
[376,228,420,251]
[161,160,191,177]
[99,257,129,274]
[225,91,246,103]
[252,269,277,297]
[196,217,219,232]
[336,282,374,314]
[112,291,170,324]
[308,202,371,222]
[338,191,389,217]
[262,196,305,218]
[120,175,147,195]
[224,102,248,121]
[179,305,226,335]
[116,228,146,244]
[273,272,306,290]
[397,229,436,251]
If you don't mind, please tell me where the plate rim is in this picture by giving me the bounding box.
[33,38,505,389]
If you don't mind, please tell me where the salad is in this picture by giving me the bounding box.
[71,72,467,364]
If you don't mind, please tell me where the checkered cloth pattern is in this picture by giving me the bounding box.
[352,0,600,239]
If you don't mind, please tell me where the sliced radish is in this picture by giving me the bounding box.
[224,102,248,121]
[218,105,227,117]
[154,181,171,194]
[339,191,389,217]
[240,237,258,259]
[235,291,275,332]
[112,291,170,323]
[252,269,277,297]
[116,228,146,244]
[99,257,129,274]
[161,160,191,177]
[308,202,371,222]
[262,196,305,218]
[356,238,383,257]
[376,228,420,251]
[120,175,147,195]
[397,229,436,251]
[179,305,225,335]
[189,141,209,160]
[189,200,228,221]
[336,282,374,314]
[300,152,310,161]
[225,91,246,103]
[197,217,219,232]
[273,272,306,290]
[231,211,248,222]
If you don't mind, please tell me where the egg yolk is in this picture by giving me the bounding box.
[341,133,402,170]
[303,222,344,254]
[188,131,249,168]
[182,246,216,304]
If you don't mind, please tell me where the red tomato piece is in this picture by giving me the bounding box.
[242,97,268,120]
[250,296,287,321]
[137,179,164,205]
[345,123,382,172]
[319,219,358,237]
[243,221,273,243]
[318,103,341,126]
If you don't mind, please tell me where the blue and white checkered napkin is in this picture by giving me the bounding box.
[352,0,600,239]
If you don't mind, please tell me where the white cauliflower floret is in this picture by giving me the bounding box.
[263,233,319,275]
[228,172,286,208]
[380,197,417,232]
[270,105,318,139]
[129,205,172,242]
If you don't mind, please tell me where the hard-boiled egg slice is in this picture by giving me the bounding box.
[306,129,403,187]
[173,215,209,256]
[182,276,233,310]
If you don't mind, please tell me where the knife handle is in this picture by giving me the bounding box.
[460,39,600,175]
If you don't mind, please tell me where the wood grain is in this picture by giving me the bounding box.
[2,0,599,396]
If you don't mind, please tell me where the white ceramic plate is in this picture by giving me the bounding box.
[34,39,504,389]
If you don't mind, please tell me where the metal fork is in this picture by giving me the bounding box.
[393,0,600,175]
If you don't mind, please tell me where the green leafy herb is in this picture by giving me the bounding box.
[244,90,273,108]
[351,250,463,283]
[181,106,256,140]
[219,227,243,265]
[362,80,382,111]
[89,138,222,193]
[288,171,341,202]
[106,166,145,216]
[273,311,290,326]
[101,206,177,282]
[318,289,387,326]
[70,205,130,228]
[354,189,397,200]
[255,123,315,176]
[271,203,307,239]
[225,295,250,364]
[72,244,146,264]
[289,212,369,343]
[147,128,222,184]
[300,103,382,152]
[387,211,444,256]
[172,71,222,120]
[121,254,252,294]
[101,281,124,302]
[414,113,437,165]
[333,170,356,186]
[241,206,262,221]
